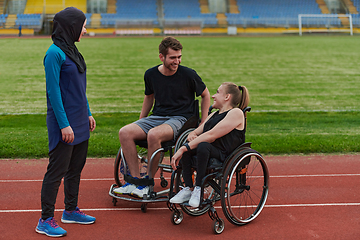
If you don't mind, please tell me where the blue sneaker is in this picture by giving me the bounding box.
[35,217,67,237]
[61,207,96,224]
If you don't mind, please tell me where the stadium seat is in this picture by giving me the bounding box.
[15,14,42,27]
[163,0,218,26]
[0,14,6,25]
[101,0,158,27]
[227,0,341,27]
[351,0,360,25]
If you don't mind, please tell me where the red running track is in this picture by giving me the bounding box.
[0,154,360,239]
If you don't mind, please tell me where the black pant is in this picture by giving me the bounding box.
[181,142,224,187]
[41,140,88,220]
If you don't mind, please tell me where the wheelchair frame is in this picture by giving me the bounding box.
[167,107,270,234]
[109,101,199,212]
[109,127,194,211]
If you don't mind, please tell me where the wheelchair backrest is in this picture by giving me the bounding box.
[243,106,251,141]
[175,99,200,138]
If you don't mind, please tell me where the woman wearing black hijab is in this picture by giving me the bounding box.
[36,7,96,238]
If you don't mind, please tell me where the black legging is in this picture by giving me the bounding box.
[181,142,224,187]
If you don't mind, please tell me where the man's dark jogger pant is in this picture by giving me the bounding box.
[41,140,88,220]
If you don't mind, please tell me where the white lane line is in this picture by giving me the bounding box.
[265,203,360,207]
[272,173,360,178]
[0,178,114,183]
[0,177,165,183]
[1,202,360,213]
[1,173,360,183]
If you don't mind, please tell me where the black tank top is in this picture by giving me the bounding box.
[203,110,245,156]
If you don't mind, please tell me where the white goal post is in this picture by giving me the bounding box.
[298,14,353,36]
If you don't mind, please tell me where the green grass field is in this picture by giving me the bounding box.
[0,36,359,158]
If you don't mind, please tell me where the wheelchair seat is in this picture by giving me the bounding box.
[207,158,223,170]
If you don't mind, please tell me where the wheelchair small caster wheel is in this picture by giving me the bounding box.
[141,203,147,213]
[171,210,183,225]
[112,198,117,206]
[212,218,225,234]
[160,179,168,188]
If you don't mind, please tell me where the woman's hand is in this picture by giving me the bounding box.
[171,146,186,170]
[61,126,74,143]
[89,116,96,132]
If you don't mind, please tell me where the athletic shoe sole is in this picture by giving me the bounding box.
[169,197,191,204]
[35,227,67,237]
[61,218,95,224]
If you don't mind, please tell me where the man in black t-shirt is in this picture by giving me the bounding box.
[114,37,210,198]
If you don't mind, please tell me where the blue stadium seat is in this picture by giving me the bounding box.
[85,13,92,25]
[101,0,158,26]
[116,0,157,19]
[163,0,217,26]
[15,14,42,27]
[0,14,6,25]
[227,0,341,27]
[351,0,360,26]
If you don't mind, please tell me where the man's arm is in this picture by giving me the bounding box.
[199,87,211,124]
[139,94,154,119]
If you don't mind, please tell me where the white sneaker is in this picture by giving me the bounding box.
[131,185,149,198]
[113,183,137,194]
[189,186,201,208]
[170,187,192,204]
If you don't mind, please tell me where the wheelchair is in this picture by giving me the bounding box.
[167,107,269,234]
[109,100,199,212]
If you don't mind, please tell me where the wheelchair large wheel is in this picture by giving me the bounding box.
[114,147,127,187]
[114,147,147,187]
[174,128,195,152]
[221,149,269,226]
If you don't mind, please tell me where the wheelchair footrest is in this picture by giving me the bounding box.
[109,184,169,203]
[124,174,154,186]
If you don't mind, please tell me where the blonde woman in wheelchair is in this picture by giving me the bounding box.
[170,82,250,207]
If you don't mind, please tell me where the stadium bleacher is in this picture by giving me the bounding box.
[101,0,158,26]
[23,0,86,14]
[23,0,43,14]
[85,13,92,25]
[226,0,341,27]
[351,0,360,25]
[163,0,217,25]
[16,13,42,27]
[0,0,359,35]
[0,14,6,28]
[116,0,157,19]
